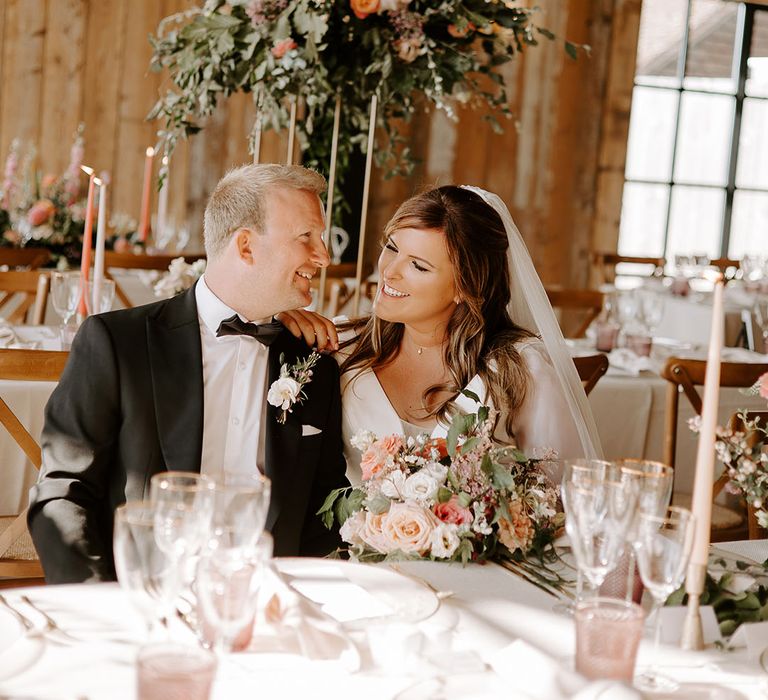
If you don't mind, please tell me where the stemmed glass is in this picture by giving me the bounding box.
[150,472,216,600]
[639,290,663,336]
[50,271,82,345]
[208,472,271,553]
[617,460,674,601]
[113,501,177,638]
[633,506,695,692]
[561,460,639,602]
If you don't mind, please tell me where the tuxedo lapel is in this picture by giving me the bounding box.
[147,287,204,474]
[264,329,302,531]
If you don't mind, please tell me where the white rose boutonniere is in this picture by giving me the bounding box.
[267,350,321,424]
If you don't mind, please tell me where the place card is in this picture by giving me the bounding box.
[729,620,768,657]
[658,605,721,645]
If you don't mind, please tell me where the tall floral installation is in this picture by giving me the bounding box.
[149,0,569,196]
[0,130,89,267]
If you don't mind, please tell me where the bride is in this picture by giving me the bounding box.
[282,185,602,484]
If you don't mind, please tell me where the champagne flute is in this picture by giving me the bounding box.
[633,506,695,692]
[209,472,271,553]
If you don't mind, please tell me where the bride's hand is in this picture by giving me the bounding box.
[276,309,339,352]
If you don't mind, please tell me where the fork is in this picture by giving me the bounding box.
[0,593,35,632]
[19,595,83,643]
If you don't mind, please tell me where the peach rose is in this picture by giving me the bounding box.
[433,495,473,526]
[28,199,55,226]
[381,501,439,554]
[379,434,404,455]
[360,510,390,552]
[360,443,389,481]
[271,38,297,59]
[350,0,380,20]
[40,173,58,190]
[3,230,21,245]
[498,500,535,555]
[113,237,132,254]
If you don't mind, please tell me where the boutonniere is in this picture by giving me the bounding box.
[267,350,321,424]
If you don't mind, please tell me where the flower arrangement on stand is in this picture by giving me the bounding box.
[153,256,207,297]
[320,398,565,588]
[149,1,574,197]
[0,129,89,266]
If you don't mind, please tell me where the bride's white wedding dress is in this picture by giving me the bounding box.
[338,338,585,486]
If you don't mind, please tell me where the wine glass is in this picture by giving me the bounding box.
[113,501,177,638]
[195,545,268,654]
[563,470,639,597]
[208,472,271,554]
[616,460,674,601]
[639,290,664,335]
[50,271,82,347]
[633,506,695,692]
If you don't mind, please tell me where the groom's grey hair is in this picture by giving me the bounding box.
[204,164,327,260]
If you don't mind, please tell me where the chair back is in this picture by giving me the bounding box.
[710,258,740,280]
[0,271,50,325]
[103,251,206,308]
[591,252,665,286]
[545,288,604,339]
[0,349,69,584]
[0,248,51,270]
[727,410,768,540]
[573,354,609,396]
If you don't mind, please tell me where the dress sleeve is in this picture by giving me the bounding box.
[511,342,586,460]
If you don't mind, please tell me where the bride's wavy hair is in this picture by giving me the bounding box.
[340,185,535,436]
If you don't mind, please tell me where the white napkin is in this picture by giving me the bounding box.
[0,322,16,348]
[607,348,654,376]
[245,564,361,671]
[489,639,641,700]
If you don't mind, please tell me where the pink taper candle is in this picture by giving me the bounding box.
[138,147,154,242]
[78,167,97,317]
[687,276,724,571]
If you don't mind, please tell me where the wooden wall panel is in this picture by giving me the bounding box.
[0,0,46,164]
[0,0,641,274]
[39,0,87,176]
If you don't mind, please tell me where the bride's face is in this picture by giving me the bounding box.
[374,227,458,329]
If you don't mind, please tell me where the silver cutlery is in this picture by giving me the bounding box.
[19,595,82,644]
[386,563,455,600]
[0,593,35,632]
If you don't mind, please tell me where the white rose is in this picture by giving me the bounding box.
[267,377,301,410]
[340,511,365,546]
[430,522,460,559]
[350,429,376,452]
[380,469,406,499]
[402,471,440,503]
[423,462,448,484]
[381,501,439,554]
[379,0,399,9]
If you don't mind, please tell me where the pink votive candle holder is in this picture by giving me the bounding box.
[574,598,645,682]
[137,642,217,700]
[625,333,652,357]
[595,321,620,352]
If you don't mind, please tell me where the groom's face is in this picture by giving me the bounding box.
[247,187,329,313]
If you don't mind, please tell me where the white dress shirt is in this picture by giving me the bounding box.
[195,275,270,479]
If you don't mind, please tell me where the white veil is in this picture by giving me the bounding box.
[461,186,603,459]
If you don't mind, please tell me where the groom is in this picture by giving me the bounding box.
[28,164,348,583]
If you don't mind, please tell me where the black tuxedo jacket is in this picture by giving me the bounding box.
[28,286,347,583]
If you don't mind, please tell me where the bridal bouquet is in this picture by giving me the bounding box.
[320,400,563,564]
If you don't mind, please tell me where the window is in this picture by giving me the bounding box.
[618,1,768,263]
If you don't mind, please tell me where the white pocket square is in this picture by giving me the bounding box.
[301,424,322,437]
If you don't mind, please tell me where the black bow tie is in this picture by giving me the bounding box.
[215,315,284,346]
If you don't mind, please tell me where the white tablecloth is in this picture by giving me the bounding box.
[0,553,766,699]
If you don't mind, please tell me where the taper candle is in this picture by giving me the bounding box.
[138,147,154,242]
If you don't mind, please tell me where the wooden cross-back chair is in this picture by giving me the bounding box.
[545,289,604,339]
[709,258,740,280]
[315,262,374,317]
[0,271,50,325]
[0,349,69,586]
[103,251,206,308]
[0,248,51,270]
[728,410,768,540]
[661,357,768,542]
[591,252,665,286]
[573,354,610,396]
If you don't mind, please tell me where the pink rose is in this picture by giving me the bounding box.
[758,372,768,401]
[379,434,403,456]
[360,443,389,481]
[360,511,390,552]
[433,495,472,526]
[27,199,55,226]
[498,500,535,555]
[271,38,297,59]
[381,501,439,554]
[113,237,132,254]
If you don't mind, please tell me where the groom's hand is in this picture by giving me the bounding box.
[276,309,339,352]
